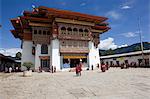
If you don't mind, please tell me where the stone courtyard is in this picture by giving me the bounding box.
[0,68,150,99]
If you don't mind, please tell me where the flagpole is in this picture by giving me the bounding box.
[138,17,144,67]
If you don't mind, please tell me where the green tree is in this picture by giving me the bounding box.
[134,46,141,51]
[16,52,22,59]
[106,49,114,55]
[22,62,33,71]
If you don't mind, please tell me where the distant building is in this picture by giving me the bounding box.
[10,6,110,71]
[0,54,21,72]
[100,50,150,67]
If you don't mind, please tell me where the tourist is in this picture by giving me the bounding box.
[51,65,53,73]
[54,66,56,73]
[121,63,123,69]
[97,64,100,69]
[9,67,12,73]
[91,65,93,70]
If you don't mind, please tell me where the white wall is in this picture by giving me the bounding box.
[51,39,61,71]
[21,40,35,71]
[35,44,41,70]
[88,41,100,69]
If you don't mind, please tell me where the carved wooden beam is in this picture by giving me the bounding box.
[55,18,95,26]
[29,22,51,27]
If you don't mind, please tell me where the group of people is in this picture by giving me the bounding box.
[50,66,56,73]
[39,66,56,73]
[120,63,129,69]
[75,63,110,76]
[5,66,20,73]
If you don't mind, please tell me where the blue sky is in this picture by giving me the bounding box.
[0,0,150,53]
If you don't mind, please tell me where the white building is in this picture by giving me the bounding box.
[100,50,150,67]
[11,6,110,71]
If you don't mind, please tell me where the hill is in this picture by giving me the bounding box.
[100,42,150,56]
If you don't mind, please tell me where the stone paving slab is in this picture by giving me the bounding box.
[0,68,150,99]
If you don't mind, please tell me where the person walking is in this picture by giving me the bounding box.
[101,63,106,72]
[51,65,53,73]
[75,64,79,76]
[79,64,82,76]
[91,65,94,70]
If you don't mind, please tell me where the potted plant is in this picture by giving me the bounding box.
[22,62,33,77]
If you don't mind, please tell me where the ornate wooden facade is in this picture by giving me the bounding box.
[11,6,110,49]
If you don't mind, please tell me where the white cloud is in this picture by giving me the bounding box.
[106,11,120,20]
[98,37,117,50]
[98,37,128,50]
[80,2,86,6]
[118,44,128,48]
[0,48,22,57]
[122,31,138,38]
[121,5,131,9]
[120,0,135,10]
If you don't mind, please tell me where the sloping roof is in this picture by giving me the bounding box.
[0,53,15,62]
[100,50,150,59]
[38,6,108,23]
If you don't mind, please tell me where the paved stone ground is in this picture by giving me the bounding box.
[0,68,150,99]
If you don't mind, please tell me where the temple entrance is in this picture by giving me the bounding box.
[70,59,80,68]
[40,59,50,72]
[40,56,50,72]
[62,58,87,68]
[62,54,88,69]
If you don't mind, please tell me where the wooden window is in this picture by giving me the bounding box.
[41,44,48,54]
[61,27,66,30]
[79,29,83,36]
[68,41,72,47]
[47,31,50,35]
[61,41,66,46]
[79,29,83,32]
[74,41,77,47]
[79,41,82,47]
[43,31,46,35]
[84,29,88,37]
[73,28,78,32]
[34,30,37,34]
[73,28,78,35]
[84,29,88,33]
[39,30,42,35]
[67,27,72,35]
[61,27,66,35]
[83,42,87,47]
